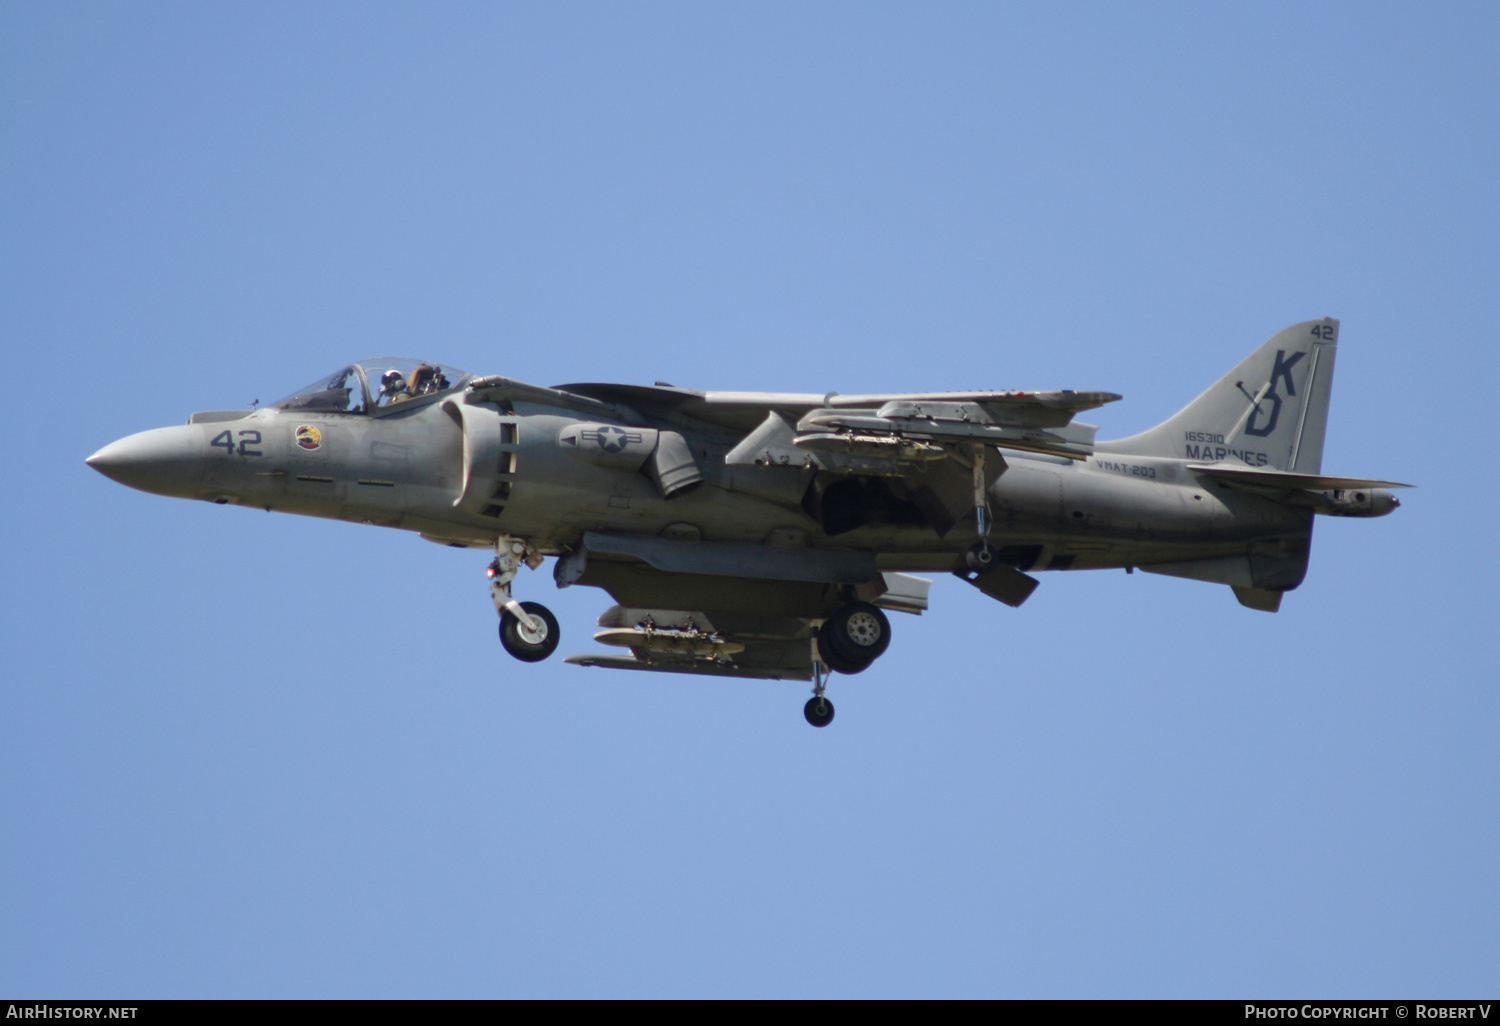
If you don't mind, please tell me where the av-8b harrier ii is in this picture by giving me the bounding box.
[88,319,1407,726]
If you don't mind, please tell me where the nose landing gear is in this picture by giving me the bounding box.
[500,601,560,662]
[488,535,560,662]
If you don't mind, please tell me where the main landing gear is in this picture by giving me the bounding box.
[816,601,891,674]
[488,535,560,662]
[804,599,893,727]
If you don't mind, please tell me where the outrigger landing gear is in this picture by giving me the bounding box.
[488,535,560,662]
[805,640,835,727]
[965,540,1000,574]
[964,443,996,574]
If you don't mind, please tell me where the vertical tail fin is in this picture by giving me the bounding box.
[1100,318,1339,472]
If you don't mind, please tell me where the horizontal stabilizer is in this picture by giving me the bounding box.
[1190,463,1412,491]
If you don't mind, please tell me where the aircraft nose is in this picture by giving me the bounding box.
[86,425,206,498]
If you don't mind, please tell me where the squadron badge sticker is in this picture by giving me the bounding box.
[295,425,322,450]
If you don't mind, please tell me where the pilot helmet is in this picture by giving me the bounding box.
[381,369,406,393]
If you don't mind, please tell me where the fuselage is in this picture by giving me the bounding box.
[87,373,1312,583]
[85,323,1405,715]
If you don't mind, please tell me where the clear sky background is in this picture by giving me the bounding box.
[3,2,1496,998]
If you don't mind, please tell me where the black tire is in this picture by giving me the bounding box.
[499,601,560,662]
[965,541,1001,575]
[824,601,891,666]
[804,696,835,727]
[818,620,871,675]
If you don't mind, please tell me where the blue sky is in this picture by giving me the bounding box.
[2,2,1496,997]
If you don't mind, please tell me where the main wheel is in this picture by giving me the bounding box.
[823,601,891,667]
[818,620,871,675]
[499,601,560,662]
[804,696,835,728]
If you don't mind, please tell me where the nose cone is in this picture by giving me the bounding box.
[87,425,206,498]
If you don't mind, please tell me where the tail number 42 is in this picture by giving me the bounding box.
[210,430,262,457]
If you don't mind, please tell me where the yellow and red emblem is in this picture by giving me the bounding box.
[294,425,322,450]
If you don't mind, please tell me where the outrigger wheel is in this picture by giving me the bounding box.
[804,696,835,728]
[499,601,560,662]
[965,540,1001,574]
[817,600,892,673]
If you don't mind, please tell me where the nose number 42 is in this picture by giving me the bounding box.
[210,430,262,457]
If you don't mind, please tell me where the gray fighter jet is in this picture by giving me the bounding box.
[88,319,1408,726]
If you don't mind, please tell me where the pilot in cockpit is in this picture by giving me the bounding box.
[377,363,454,406]
[379,369,409,404]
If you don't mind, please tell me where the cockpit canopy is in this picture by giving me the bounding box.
[271,359,468,414]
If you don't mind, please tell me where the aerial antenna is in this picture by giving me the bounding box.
[249,398,260,410]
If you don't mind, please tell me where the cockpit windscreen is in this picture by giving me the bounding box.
[272,366,368,413]
[271,360,466,414]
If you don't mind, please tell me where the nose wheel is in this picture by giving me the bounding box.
[500,601,560,662]
[487,535,559,663]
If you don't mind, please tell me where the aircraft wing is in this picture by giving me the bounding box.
[555,382,1120,429]
[557,382,1121,462]
[830,389,1121,417]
